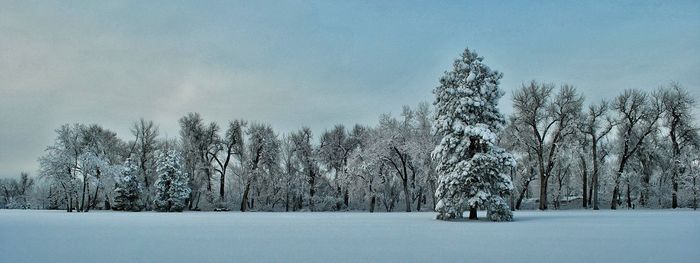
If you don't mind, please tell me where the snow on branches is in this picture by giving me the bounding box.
[433,48,515,221]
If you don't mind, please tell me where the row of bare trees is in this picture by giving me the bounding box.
[6,82,697,212]
[504,81,698,210]
[30,102,440,212]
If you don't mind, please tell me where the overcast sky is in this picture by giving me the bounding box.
[1,1,698,179]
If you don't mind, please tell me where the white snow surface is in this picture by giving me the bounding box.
[1,210,698,263]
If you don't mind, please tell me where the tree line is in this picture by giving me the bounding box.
[2,51,698,213]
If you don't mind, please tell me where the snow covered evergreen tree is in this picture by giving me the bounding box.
[433,48,515,221]
[154,150,191,212]
[112,158,142,211]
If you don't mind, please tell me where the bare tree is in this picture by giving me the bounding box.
[660,83,698,208]
[0,172,34,209]
[179,113,219,209]
[501,116,538,210]
[209,120,245,203]
[318,125,352,210]
[130,118,159,210]
[610,89,662,209]
[580,100,614,210]
[289,127,318,211]
[375,112,416,212]
[512,81,583,210]
[240,123,279,212]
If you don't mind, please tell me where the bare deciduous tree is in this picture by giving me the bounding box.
[580,100,614,210]
[610,89,662,209]
[660,83,699,208]
[512,81,583,210]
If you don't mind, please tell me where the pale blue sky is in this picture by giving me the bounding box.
[1,1,698,178]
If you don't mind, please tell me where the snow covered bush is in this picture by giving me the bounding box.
[112,158,142,211]
[433,48,515,221]
[154,150,191,212]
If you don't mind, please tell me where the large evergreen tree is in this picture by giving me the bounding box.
[433,48,515,221]
[154,150,191,212]
[112,158,143,211]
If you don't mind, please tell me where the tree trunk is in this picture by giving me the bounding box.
[343,189,349,209]
[297,194,303,211]
[402,179,411,212]
[219,172,226,201]
[468,206,477,220]
[285,191,290,212]
[240,181,251,212]
[672,180,679,209]
[85,194,91,212]
[611,157,628,210]
[555,175,563,210]
[611,184,619,210]
[592,140,600,210]
[66,193,71,212]
[539,175,549,210]
[104,194,111,210]
[194,191,201,210]
[515,185,528,210]
[509,167,515,211]
[205,168,212,192]
[580,155,588,208]
[187,191,193,210]
[693,177,697,210]
[80,177,87,212]
[416,192,422,211]
[516,166,535,210]
[626,182,632,209]
[670,119,680,209]
[308,171,315,211]
[588,184,593,207]
[368,182,375,213]
[336,186,342,211]
[91,184,100,209]
[389,195,395,212]
[141,158,151,210]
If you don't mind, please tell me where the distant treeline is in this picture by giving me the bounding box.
[2,54,698,213]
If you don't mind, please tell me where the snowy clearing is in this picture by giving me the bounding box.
[1,210,698,263]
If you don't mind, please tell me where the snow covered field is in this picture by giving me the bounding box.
[1,210,698,263]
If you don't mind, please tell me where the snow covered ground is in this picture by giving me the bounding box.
[1,210,698,263]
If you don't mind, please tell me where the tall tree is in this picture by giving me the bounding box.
[433,48,515,221]
[660,83,698,208]
[580,100,614,210]
[409,102,439,211]
[512,82,583,210]
[38,124,124,212]
[610,89,662,209]
[346,125,385,212]
[280,135,307,211]
[501,116,537,210]
[79,124,124,211]
[129,118,159,210]
[0,172,34,209]
[153,150,191,212]
[38,124,83,212]
[290,127,319,211]
[113,158,142,211]
[318,125,352,210]
[209,120,245,202]
[179,113,218,209]
[239,123,280,212]
[373,112,418,212]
